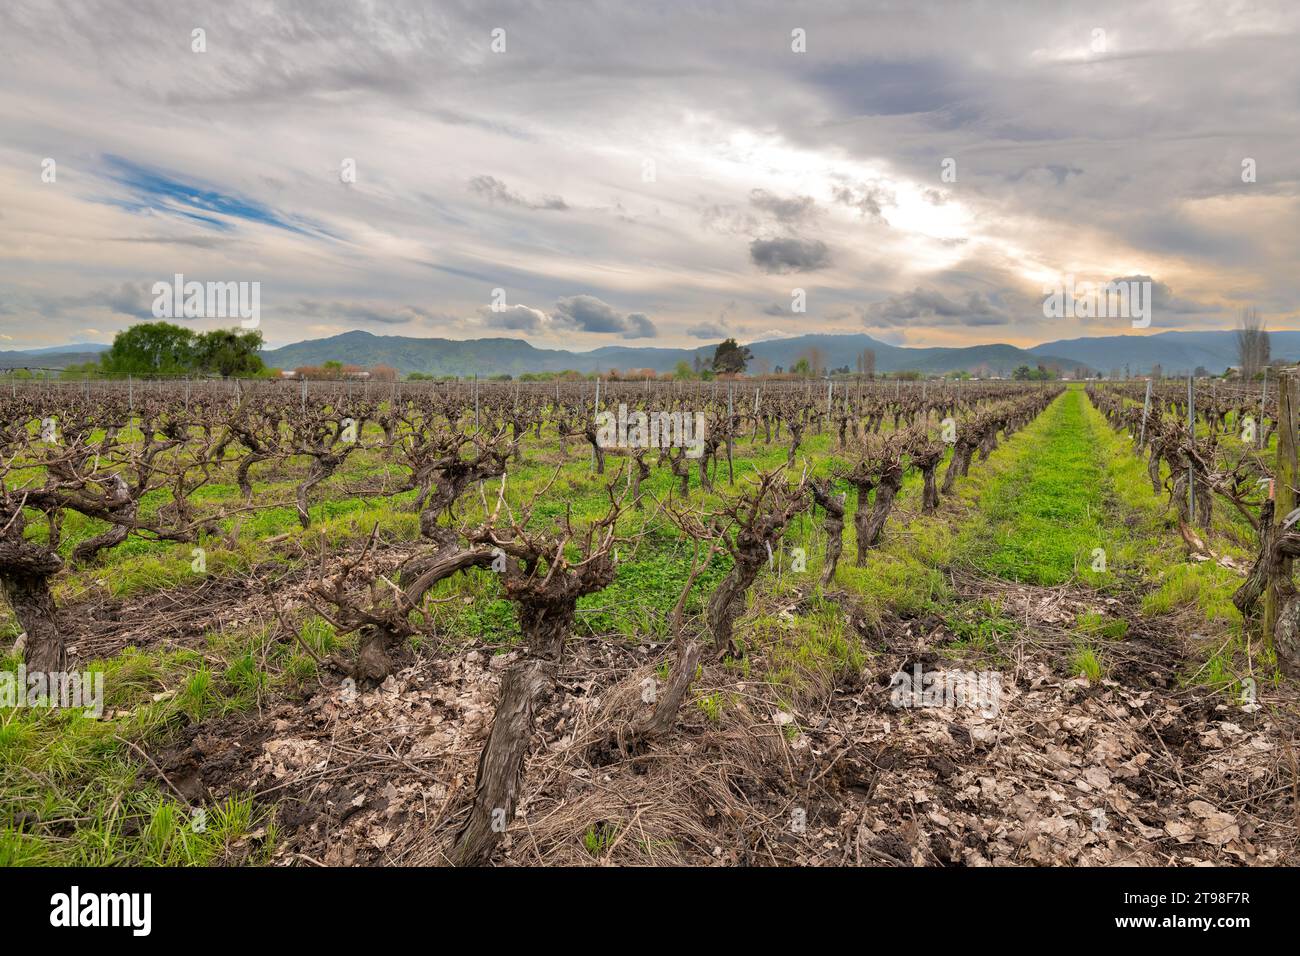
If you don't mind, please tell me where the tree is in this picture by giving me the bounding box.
[59,362,101,381]
[711,338,752,375]
[794,347,825,378]
[100,322,196,377]
[856,348,876,379]
[673,360,694,381]
[97,322,267,378]
[1237,307,1269,381]
[195,328,264,378]
[1013,365,1032,381]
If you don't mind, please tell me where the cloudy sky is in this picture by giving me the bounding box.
[1,0,1297,352]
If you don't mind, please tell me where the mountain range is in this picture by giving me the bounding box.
[252,330,1082,377]
[4,329,1295,378]
[259,329,1298,377]
[0,344,109,370]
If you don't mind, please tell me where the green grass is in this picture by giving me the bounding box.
[0,710,274,866]
[749,596,868,702]
[946,598,1016,650]
[696,692,724,721]
[957,389,1112,586]
[0,618,316,865]
[1071,644,1104,682]
[1082,390,1257,687]
[2,387,1279,864]
[576,544,732,642]
[1075,611,1129,641]
[1140,562,1243,625]
[582,821,618,857]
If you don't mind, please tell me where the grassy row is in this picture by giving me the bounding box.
[4,387,1266,864]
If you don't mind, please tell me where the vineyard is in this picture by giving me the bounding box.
[2,376,1296,867]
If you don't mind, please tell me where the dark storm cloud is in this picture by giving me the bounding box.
[862,288,1009,328]
[626,313,656,337]
[480,304,548,331]
[1054,277,1217,316]
[11,283,155,321]
[749,238,832,274]
[103,282,155,318]
[748,189,819,225]
[553,295,657,338]
[686,322,728,339]
[289,300,441,326]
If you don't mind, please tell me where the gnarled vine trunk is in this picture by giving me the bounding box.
[859,461,902,551]
[0,534,65,674]
[812,482,845,585]
[706,552,765,655]
[453,599,571,866]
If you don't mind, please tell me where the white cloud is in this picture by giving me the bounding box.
[0,0,1296,350]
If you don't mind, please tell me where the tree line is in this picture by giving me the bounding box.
[63,322,268,379]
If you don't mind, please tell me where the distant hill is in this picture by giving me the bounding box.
[22,343,111,356]
[743,335,1082,376]
[1032,330,1300,376]
[260,330,1079,377]
[260,331,692,377]
[0,343,109,370]
[18,327,1294,378]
